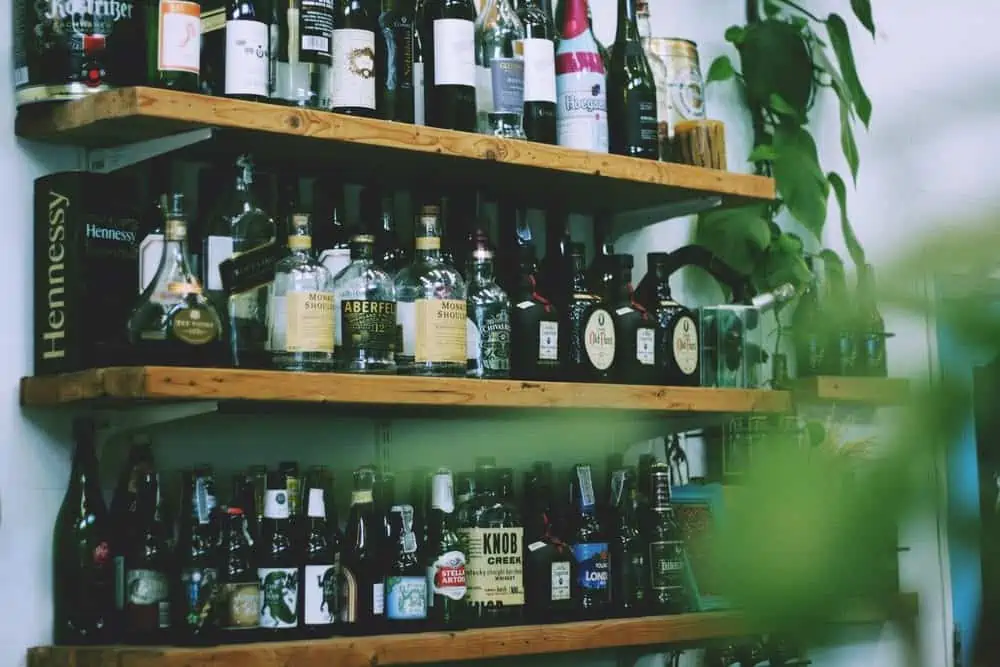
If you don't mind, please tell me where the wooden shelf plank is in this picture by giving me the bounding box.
[20,367,792,414]
[792,377,910,405]
[14,87,775,214]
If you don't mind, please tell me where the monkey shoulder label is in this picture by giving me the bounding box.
[303,561,338,626]
[459,527,524,607]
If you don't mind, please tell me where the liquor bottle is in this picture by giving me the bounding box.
[394,205,468,376]
[856,263,887,377]
[218,504,260,637]
[569,464,610,619]
[510,243,561,380]
[314,176,352,282]
[409,468,431,554]
[458,461,525,626]
[563,243,601,380]
[273,0,333,107]
[372,472,396,629]
[635,0,668,158]
[607,0,657,159]
[466,230,511,378]
[268,213,337,370]
[609,468,647,616]
[425,469,467,630]
[602,254,656,383]
[280,460,303,520]
[127,193,226,366]
[639,252,699,386]
[825,262,857,376]
[176,468,220,643]
[413,0,429,125]
[332,233,398,373]
[384,505,429,629]
[147,0,202,91]
[522,463,574,622]
[475,0,526,138]
[424,0,478,131]
[371,189,409,274]
[258,472,300,634]
[53,420,115,645]
[300,475,340,637]
[331,0,378,115]
[223,0,270,101]
[515,0,556,144]
[792,257,826,378]
[555,0,607,152]
[340,466,379,633]
[123,471,172,643]
[587,212,615,293]
[377,0,417,122]
[646,463,688,614]
[109,435,154,626]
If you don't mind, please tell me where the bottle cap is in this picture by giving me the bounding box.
[227,506,244,515]
[431,469,455,513]
[307,487,326,518]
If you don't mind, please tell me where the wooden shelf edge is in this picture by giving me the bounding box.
[20,367,793,413]
[791,376,911,405]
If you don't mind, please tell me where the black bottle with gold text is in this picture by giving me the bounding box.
[637,252,699,386]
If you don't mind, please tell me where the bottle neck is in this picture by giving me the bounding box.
[652,266,674,301]
[561,0,589,38]
[469,256,496,283]
[616,0,639,42]
[636,0,650,39]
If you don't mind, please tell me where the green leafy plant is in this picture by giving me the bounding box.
[696,0,875,292]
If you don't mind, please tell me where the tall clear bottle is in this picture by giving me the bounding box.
[466,230,511,378]
[223,0,271,101]
[330,0,378,115]
[607,0,657,159]
[515,0,556,144]
[273,0,334,107]
[475,0,526,138]
[554,0,607,152]
[269,213,337,370]
[394,205,468,376]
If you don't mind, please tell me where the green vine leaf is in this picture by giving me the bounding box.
[706,55,737,84]
[695,205,772,275]
[827,172,866,268]
[725,25,747,45]
[749,144,779,163]
[773,124,829,239]
[826,13,873,127]
[764,0,782,17]
[753,234,813,292]
[769,93,802,121]
[850,0,876,39]
[738,19,814,115]
[838,99,860,182]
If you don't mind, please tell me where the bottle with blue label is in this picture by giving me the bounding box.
[569,463,610,618]
[384,504,428,630]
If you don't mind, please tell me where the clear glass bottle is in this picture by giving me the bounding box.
[466,230,511,378]
[332,233,398,373]
[394,205,468,376]
[128,193,226,367]
[268,213,337,371]
[475,0,527,138]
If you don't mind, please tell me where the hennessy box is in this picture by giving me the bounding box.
[34,172,139,375]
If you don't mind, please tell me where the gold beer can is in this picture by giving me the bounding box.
[645,38,707,160]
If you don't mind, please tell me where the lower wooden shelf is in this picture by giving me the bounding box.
[28,597,917,667]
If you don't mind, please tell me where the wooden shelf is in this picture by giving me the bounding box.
[19,367,791,414]
[26,597,917,667]
[14,87,774,214]
[792,377,910,406]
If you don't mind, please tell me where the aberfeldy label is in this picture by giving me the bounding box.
[34,172,139,375]
[341,299,396,353]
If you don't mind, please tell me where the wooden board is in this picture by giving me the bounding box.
[792,376,911,405]
[19,367,793,414]
[14,87,775,214]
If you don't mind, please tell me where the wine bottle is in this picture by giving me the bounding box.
[331,0,378,116]
[224,0,271,101]
[413,0,428,124]
[273,0,334,107]
[147,0,202,91]
[424,0,478,131]
[607,0,657,159]
[475,0,526,138]
[555,0,607,153]
[377,0,417,122]
[515,0,556,144]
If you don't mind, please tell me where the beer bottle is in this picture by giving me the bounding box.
[384,504,428,629]
[569,463,610,618]
[218,504,260,638]
[522,463,574,623]
[175,467,220,643]
[425,469,467,630]
[124,471,172,643]
[340,466,378,633]
[372,472,396,626]
[300,470,340,637]
[646,462,688,614]
[108,434,154,629]
[609,467,647,616]
[53,419,115,645]
[257,471,300,633]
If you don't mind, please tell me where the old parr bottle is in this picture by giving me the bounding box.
[569,464,610,618]
[218,505,260,639]
[609,468,647,616]
[639,252,699,386]
[522,463,574,622]
[300,478,340,637]
[646,463,688,614]
[384,505,428,629]
[424,0,478,130]
[176,467,221,643]
[53,420,115,645]
[607,0,657,158]
[258,472,300,634]
[426,469,467,629]
[123,471,172,644]
[563,243,602,381]
[602,254,657,383]
[340,467,379,634]
[509,243,561,380]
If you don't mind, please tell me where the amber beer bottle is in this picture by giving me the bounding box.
[425,469,467,629]
[218,505,260,639]
[384,505,428,630]
[300,471,341,637]
[646,463,688,614]
[340,466,379,633]
[123,471,172,644]
[258,472,300,634]
[175,467,220,643]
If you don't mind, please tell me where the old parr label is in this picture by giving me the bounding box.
[460,527,524,607]
[341,299,395,355]
[415,299,466,364]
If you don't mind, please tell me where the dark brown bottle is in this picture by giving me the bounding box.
[607,0,657,158]
[218,505,260,640]
[123,471,172,644]
[600,254,657,383]
[515,0,557,144]
[175,467,221,643]
[568,464,610,619]
[564,243,603,381]
[258,471,300,635]
[609,468,647,616]
[510,243,562,380]
[646,463,688,614]
[522,463,574,622]
[423,0,478,130]
[425,469,467,630]
[340,466,379,633]
[639,252,699,386]
[109,435,155,628]
[377,0,417,122]
[53,420,115,645]
[384,504,428,629]
[300,471,340,637]
[372,472,396,628]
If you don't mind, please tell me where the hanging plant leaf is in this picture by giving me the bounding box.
[769,93,804,123]
[827,172,866,268]
[695,205,772,275]
[764,0,782,17]
[838,99,860,182]
[850,0,876,39]
[753,234,813,292]
[749,144,779,163]
[725,25,747,45]
[738,19,815,116]
[818,248,845,271]
[772,124,829,239]
[706,55,737,84]
[826,13,872,127]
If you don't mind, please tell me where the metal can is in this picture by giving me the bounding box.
[13,0,143,107]
[645,38,707,160]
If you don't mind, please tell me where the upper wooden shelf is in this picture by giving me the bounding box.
[792,376,911,406]
[19,366,791,414]
[14,87,775,214]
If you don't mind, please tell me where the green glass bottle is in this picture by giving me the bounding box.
[147,0,203,91]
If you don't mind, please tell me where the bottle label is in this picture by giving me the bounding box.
[171,306,220,345]
[205,235,234,292]
[673,316,698,375]
[637,327,655,366]
[300,0,334,63]
[225,20,269,96]
[339,565,359,623]
[648,540,686,592]
[415,299,467,363]
[470,305,511,372]
[490,57,524,114]
[220,242,284,295]
[380,13,415,119]
[572,543,609,590]
[180,566,218,629]
[397,301,416,358]
[385,576,428,620]
[157,0,201,74]
[538,320,558,361]
[668,59,706,122]
[303,562,338,626]
[258,567,299,628]
[459,527,524,606]
[263,489,291,520]
[331,28,376,110]
[551,561,571,601]
[625,91,659,153]
[341,299,396,356]
[432,18,475,86]
[555,36,608,152]
[522,37,556,103]
[584,309,615,370]
[413,61,425,124]
[285,291,335,353]
[221,581,260,629]
[125,568,170,630]
[373,582,385,615]
[429,550,467,601]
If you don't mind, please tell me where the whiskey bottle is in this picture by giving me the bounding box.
[604,254,657,384]
[646,462,688,614]
[609,467,647,616]
[394,205,468,376]
[268,213,337,371]
[564,242,602,381]
[466,230,511,378]
[569,463,610,619]
[856,263,887,377]
[425,469,467,630]
[332,233,397,373]
[510,243,561,380]
[127,193,225,366]
[639,252,699,386]
[522,463,574,623]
